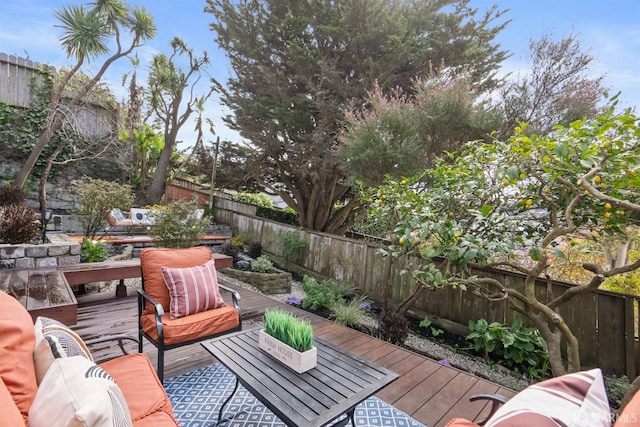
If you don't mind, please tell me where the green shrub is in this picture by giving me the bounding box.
[230,235,244,249]
[72,177,133,239]
[0,204,40,244]
[301,275,340,311]
[263,308,314,352]
[151,198,208,248]
[255,206,299,226]
[466,318,550,380]
[80,238,110,263]
[280,231,308,266]
[605,375,630,410]
[251,255,273,273]
[0,185,27,207]
[232,192,273,208]
[329,294,370,329]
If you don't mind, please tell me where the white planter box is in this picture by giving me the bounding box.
[258,329,317,373]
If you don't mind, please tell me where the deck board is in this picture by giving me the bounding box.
[74,280,516,427]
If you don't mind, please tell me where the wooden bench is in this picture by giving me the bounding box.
[58,253,234,297]
[0,269,77,325]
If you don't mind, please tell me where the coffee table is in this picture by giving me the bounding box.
[202,328,398,426]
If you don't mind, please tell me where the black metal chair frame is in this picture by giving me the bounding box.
[137,278,242,383]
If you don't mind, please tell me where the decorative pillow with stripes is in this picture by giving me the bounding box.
[162,259,225,319]
[33,316,93,385]
[485,368,611,427]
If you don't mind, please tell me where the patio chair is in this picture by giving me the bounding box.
[137,246,242,383]
[105,208,134,233]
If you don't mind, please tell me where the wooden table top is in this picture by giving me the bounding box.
[202,328,399,427]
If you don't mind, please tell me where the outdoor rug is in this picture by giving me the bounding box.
[165,363,425,426]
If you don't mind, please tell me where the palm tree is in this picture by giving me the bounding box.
[14,0,156,189]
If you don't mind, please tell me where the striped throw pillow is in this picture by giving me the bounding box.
[162,259,225,319]
[486,368,611,427]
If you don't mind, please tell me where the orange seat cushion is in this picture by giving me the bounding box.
[0,292,38,423]
[140,246,213,313]
[0,376,25,426]
[100,353,175,424]
[141,304,240,345]
[131,411,179,427]
[615,388,640,426]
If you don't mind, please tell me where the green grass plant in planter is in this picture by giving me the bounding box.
[263,308,314,352]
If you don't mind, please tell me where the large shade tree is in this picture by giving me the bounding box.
[14,0,156,189]
[364,106,640,376]
[205,0,509,233]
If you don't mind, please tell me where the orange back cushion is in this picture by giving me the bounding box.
[140,246,212,313]
[0,292,38,423]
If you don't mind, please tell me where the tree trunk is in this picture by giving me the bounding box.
[14,116,62,188]
[145,140,174,204]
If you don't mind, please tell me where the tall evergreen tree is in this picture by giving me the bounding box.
[206,0,508,233]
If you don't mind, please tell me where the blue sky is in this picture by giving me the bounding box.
[0,0,638,150]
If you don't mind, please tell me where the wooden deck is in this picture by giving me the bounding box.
[73,280,516,427]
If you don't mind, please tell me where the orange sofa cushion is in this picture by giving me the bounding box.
[0,376,25,426]
[140,246,213,313]
[140,304,240,345]
[100,353,176,425]
[0,292,38,423]
[615,387,640,426]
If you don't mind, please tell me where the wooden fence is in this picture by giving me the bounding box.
[215,197,640,378]
[0,52,116,138]
[0,53,53,108]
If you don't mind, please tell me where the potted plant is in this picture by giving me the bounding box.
[259,308,317,373]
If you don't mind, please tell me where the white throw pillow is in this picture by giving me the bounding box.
[29,356,132,427]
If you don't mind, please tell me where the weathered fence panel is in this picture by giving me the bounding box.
[0,53,53,108]
[215,198,639,377]
[0,53,117,138]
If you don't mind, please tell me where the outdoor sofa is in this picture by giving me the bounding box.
[0,290,178,426]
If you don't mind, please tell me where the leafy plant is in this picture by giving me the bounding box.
[0,204,40,244]
[326,280,358,299]
[80,238,110,263]
[232,192,273,208]
[235,259,251,271]
[0,185,27,207]
[263,308,314,352]
[280,231,308,266]
[329,294,371,329]
[301,275,340,311]
[378,311,409,345]
[419,316,445,337]
[72,177,133,239]
[251,255,273,273]
[230,234,244,249]
[466,318,550,380]
[605,375,630,410]
[151,198,208,248]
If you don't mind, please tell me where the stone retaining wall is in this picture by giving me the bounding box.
[222,268,292,294]
[0,233,80,269]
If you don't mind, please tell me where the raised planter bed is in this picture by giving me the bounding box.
[222,267,292,294]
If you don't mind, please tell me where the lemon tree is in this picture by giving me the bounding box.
[365,107,640,376]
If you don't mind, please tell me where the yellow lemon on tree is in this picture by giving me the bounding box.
[605,203,612,210]
[593,175,602,184]
[604,212,611,219]
[399,237,406,245]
